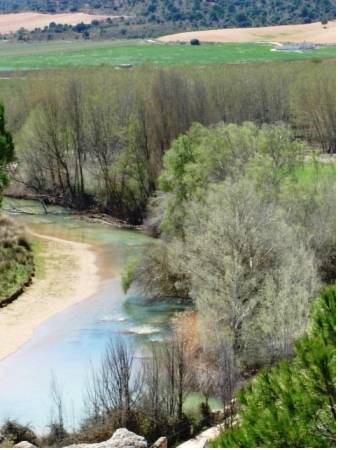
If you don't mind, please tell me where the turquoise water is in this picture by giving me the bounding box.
[0,199,187,432]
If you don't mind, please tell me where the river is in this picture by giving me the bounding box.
[0,198,188,433]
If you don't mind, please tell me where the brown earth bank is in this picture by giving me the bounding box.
[159,21,336,44]
[0,12,117,33]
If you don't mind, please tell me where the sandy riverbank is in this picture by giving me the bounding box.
[0,231,100,360]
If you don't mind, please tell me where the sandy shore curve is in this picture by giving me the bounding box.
[0,230,100,360]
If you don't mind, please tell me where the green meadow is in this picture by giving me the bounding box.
[0,40,335,70]
[295,160,336,187]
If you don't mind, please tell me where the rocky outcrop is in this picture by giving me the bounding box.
[177,425,222,448]
[13,442,37,448]
[151,436,168,448]
[67,428,147,448]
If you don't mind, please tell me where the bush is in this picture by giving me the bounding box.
[121,256,139,293]
[0,420,37,445]
[44,422,68,446]
[0,216,34,303]
[190,38,200,45]
[199,402,212,428]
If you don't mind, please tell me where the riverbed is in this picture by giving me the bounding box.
[0,198,187,432]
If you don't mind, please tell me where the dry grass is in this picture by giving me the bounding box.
[0,215,26,244]
[159,21,336,44]
[0,12,115,33]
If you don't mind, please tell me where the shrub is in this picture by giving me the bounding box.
[0,420,37,445]
[190,38,200,45]
[211,286,336,448]
[0,216,34,302]
[121,256,139,293]
[199,402,212,428]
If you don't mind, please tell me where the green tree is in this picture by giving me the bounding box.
[177,179,317,366]
[158,122,304,236]
[0,104,15,205]
[211,286,336,448]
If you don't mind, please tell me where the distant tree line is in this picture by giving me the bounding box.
[0,0,335,39]
[1,62,335,223]
[10,18,117,42]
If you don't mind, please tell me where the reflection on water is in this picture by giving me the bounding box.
[0,198,190,432]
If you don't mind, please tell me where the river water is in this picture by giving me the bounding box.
[0,199,187,432]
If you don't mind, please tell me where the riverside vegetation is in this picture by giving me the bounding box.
[0,56,335,446]
[0,104,33,304]
[1,61,335,221]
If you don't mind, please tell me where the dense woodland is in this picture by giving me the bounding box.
[0,57,336,446]
[1,62,335,222]
[1,0,336,40]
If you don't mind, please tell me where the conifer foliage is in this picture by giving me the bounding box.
[211,286,336,448]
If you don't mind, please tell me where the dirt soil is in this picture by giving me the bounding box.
[159,21,336,44]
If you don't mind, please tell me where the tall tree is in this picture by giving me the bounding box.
[176,179,318,366]
[0,104,15,205]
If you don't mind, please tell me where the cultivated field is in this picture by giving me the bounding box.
[0,12,114,33]
[159,21,336,44]
[0,40,335,71]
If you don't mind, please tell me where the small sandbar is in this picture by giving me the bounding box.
[126,325,162,335]
[0,230,100,360]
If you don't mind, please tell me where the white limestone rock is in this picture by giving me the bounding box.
[13,442,37,448]
[67,428,147,448]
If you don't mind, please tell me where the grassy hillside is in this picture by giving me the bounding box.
[0,40,335,70]
[159,21,336,44]
[0,0,335,35]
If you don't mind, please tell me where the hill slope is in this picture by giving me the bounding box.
[0,0,336,30]
[159,21,336,44]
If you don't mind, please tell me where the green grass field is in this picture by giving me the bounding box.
[296,160,336,187]
[0,40,335,70]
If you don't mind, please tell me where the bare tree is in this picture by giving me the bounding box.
[180,178,318,366]
[215,339,237,426]
[84,339,143,429]
[49,372,67,443]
